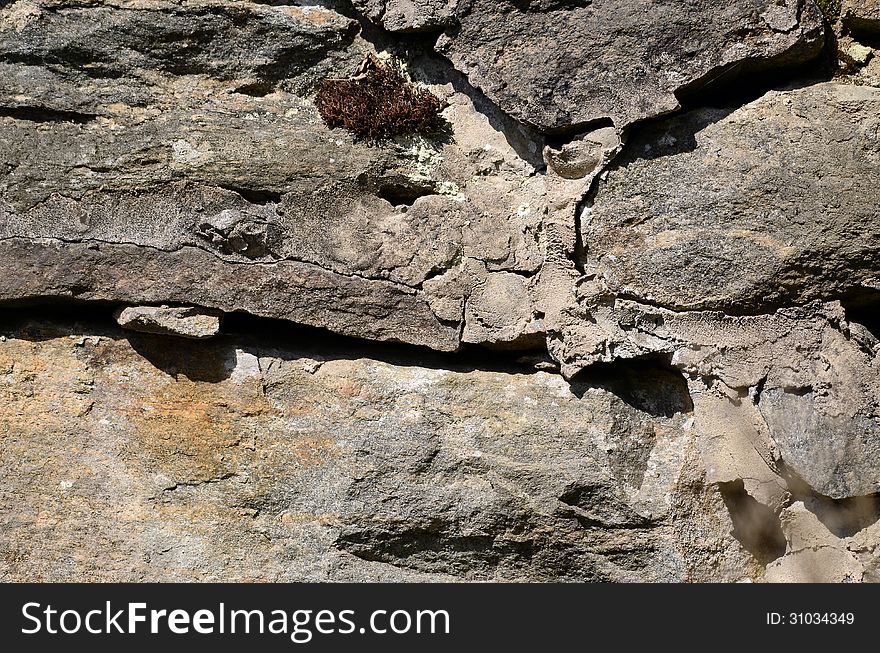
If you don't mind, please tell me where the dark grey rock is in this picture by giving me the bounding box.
[432,0,825,130]
[578,82,880,314]
[350,0,459,32]
[844,0,880,34]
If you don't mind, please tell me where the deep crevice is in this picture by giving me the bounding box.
[0,301,544,379]
[673,26,836,112]
[543,117,615,150]
[718,479,787,564]
[217,184,283,205]
[232,80,275,97]
[375,182,436,206]
[0,105,98,124]
[843,22,880,45]
[0,300,704,433]
[568,355,694,418]
[842,293,880,341]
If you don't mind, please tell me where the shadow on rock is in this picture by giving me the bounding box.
[126,332,238,383]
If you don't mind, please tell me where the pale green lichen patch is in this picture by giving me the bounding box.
[393,135,464,200]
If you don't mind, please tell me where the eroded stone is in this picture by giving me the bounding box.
[0,318,753,582]
[432,0,825,130]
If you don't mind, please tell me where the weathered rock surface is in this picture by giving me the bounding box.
[545,81,880,510]
[763,497,880,582]
[0,316,754,582]
[351,0,459,32]
[115,305,221,339]
[577,82,880,315]
[0,0,546,352]
[552,295,880,498]
[431,0,825,130]
[2,0,880,583]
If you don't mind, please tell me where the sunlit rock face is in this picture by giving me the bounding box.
[1,0,879,582]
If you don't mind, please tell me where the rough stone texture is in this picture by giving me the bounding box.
[2,0,880,583]
[351,0,459,32]
[549,81,880,509]
[0,317,754,582]
[115,305,221,339]
[431,0,825,130]
[0,0,547,352]
[844,0,880,33]
[552,295,880,498]
[763,498,880,582]
[836,35,880,84]
[577,82,880,315]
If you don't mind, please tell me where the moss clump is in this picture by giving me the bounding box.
[315,55,445,142]
[816,0,841,21]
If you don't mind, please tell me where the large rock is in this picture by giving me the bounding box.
[553,294,880,499]
[0,0,547,351]
[553,82,880,445]
[429,0,825,130]
[578,82,880,314]
[0,317,754,582]
[549,81,880,512]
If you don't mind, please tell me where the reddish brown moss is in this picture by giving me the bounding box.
[315,55,445,141]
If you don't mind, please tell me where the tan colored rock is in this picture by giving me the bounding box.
[764,547,864,583]
[554,295,880,499]
[1,0,879,585]
[0,318,753,582]
[115,305,221,339]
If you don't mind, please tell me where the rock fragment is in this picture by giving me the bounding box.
[114,305,222,339]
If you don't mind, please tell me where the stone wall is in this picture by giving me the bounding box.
[1,0,879,582]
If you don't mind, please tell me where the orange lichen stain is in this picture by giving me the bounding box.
[277,6,338,26]
[123,378,276,486]
[34,510,59,528]
[288,434,340,465]
[0,337,95,428]
[331,377,364,399]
